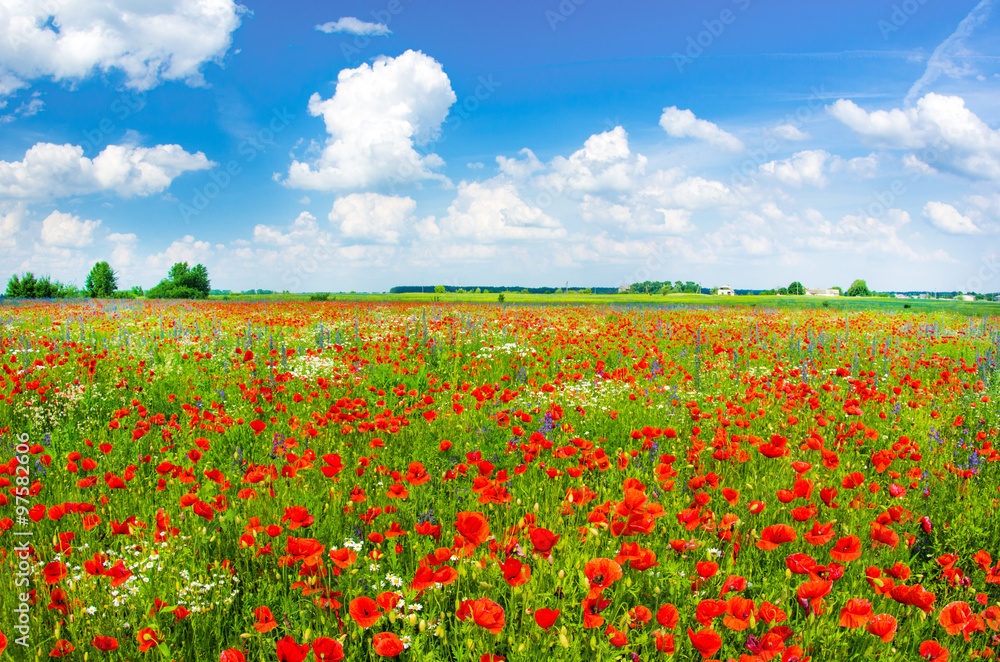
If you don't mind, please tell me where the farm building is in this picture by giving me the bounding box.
[805,288,840,297]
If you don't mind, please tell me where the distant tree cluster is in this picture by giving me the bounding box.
[147,262,211,299]
[5,273,81,299]
[629,280,702,294]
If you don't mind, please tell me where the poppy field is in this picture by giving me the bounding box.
[2,299,1000,662]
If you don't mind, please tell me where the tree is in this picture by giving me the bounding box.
[6,272,78,298]
[788,281,805,295]
[845,279,871,297]
[85,261,118,298]
[147,262,211,299]
[434,285,446,294]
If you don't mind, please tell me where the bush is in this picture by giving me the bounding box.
[309,292,330,302]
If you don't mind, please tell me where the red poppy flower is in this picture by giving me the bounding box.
[349,596,382,629]
[221,649,247,662]
[329,548,358,569]
[796,580,832,616]
[91,636,119,651]
[500,557,530,586]
[757,524,797,550]
[49,640,75,657]
[605,624,628,647]
[687,627,722,659]
[276,635,310,662]
[838,599,873,628]
[529,528,560,557]
[695,561,719,578]
[583,557,622,592]
[865,613,897,643]
[534,608,560,631]
[457,597,505,634]
[722,596,756,631]
[654,630,675,653]
[43,561,67,584]
[372,632,405,657]
[137,628,161,653]
[830,535,861,562]
[253,606,278,633]
[454,511,491,549]
[919,640,949,662]
[312,637,345,662]
[656,603,679,629]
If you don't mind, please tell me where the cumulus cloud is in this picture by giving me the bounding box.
[40,211,100,247]
[922,201,982,234]
[636,168,735,209]
[759,150,830,187]
[0,142,213,200]
[285,50,456,191]
[315,17,391,36]
[537,126,647,194]
[830,153,880,178]
[432,181,565,241]
[253,212,321,246]
[496,148,543,180]
[0,203,25,249]
[147,235,214,272]
[828,94,1000,180]
[659,107,744,152]
[329,193,417,243]
[772,123,810,141]
[0,0,247,95]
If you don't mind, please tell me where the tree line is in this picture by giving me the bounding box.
[4,261,211,300]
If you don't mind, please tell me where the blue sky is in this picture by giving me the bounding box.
[2,0,999,293]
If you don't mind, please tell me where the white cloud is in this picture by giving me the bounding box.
[0,0,247,95]
[759,150,830,187]
[922,201,982,234]
[637,168,734,209]
[40,211,100,247]
[253,212,321,246]
[659,107,744,152]
[315,17,391,36]
[772,124,810,141]
[905,0,993,105]
[0,203,25,249]
[497,148,543,180]
[329,193,416,243]
[285,50,456,191]
[147,235,214,273]
[108,232,139,270]
[0,142,213,200]
[537,126,647,194]
[434,181,565,241]
[829,94,1000,180]
[830,153,880,178]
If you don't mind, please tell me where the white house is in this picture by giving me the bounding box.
[805,288,840,297]
[717,287,735,296]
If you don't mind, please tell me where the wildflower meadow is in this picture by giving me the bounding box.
[1,299,999,662]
